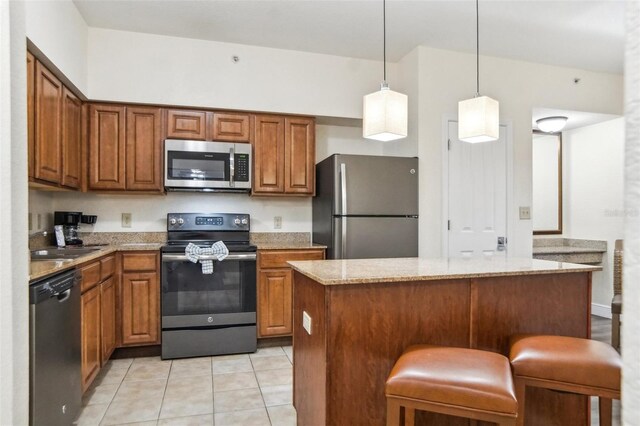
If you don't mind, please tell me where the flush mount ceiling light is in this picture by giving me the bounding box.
[458,0,499,143]
[363,0,408,142]
[536,116,568,133]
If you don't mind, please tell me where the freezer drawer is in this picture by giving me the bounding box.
[332,217,418,259]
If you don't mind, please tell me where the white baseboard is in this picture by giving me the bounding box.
[592,303,612,319]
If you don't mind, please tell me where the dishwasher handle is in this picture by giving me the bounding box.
[56,289,71,303]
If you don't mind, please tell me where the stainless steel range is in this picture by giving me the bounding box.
[161,213,257,359]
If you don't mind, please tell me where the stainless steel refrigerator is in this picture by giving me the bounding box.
[313,154,419,259]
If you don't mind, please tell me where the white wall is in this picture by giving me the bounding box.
[87,28,398,119]
[28,189,53,233]
[25,0,88,94]
[0,1,29,424]
[532,133,561,231]
[562,117,625,307]
[415,46,623,258]
[316,124,383,162]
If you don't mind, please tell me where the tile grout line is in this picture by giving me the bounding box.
[156,359,173,424]
[92,359,133,426]
[249,353,273,425]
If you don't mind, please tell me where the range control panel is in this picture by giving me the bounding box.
[167,213,250,231]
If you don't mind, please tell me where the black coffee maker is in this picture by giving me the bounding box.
[54,211,84,246]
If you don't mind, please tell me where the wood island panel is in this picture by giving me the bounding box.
[293,270,593,426]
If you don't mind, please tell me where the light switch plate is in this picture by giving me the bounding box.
[519,206,531,220]
[122,213,132,228]
[303,311,312,335]
[274,216,282,229]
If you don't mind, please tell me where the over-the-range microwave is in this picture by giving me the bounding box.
[164,139,251,192]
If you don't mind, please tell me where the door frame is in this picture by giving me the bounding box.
[441,116,515,257]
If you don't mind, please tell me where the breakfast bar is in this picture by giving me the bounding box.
[288,257,601,426]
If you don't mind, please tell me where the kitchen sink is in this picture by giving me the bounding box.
[30,247,103,261]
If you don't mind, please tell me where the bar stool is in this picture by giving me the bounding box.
[509,335,621,426]
[385,345,518,426]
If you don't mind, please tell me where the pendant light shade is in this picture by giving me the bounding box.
[536,116,568,133]
[363,84,408,141]
[458,95,499,143]
[458,0,499,143]
[363,0,408,142]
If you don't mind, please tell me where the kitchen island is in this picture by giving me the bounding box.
[288,257,600,426]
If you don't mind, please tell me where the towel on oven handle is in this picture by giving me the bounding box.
[185,241,229,274]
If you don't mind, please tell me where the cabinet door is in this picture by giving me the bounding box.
[61,87,82,189]
[126,107,163,191]
[27,51,35,180]
[285,117,315,194]
[89,104,126,190]
[34,60,63,184]
[258,269,293,337]
[81,285,101,391]
[253,115,285,194]
[100,276,117,364]
[166,109,206,140]
[121,272,159,345]
[212,112,250,142]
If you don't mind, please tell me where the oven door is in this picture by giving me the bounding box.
[164,139,251,190]
[161,253,256,329]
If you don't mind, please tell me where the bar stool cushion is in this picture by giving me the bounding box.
[385,345,518,415]
[510,335,621,391]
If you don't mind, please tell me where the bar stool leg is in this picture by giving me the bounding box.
[387,399,400,426]
[599,398,613,426]
[612,314,621,350]
[404,407,415,426]
[514,378,526,426]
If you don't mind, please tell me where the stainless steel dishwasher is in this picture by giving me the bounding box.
[29,269,81,426]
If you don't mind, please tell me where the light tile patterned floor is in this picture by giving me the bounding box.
[75,346,295,426]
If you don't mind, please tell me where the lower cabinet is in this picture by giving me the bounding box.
[257,248,325,338]
[120,252,160,346]
[100,276,117,364]
[81,285,101,391]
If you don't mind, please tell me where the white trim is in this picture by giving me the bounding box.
[592,303,613,319]
[441,116,514,257]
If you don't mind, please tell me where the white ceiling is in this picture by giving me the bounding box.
[532,107,620,131]
[73,0,625,73]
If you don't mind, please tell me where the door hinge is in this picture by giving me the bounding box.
[447,220,450,230]
[447,139,451,150]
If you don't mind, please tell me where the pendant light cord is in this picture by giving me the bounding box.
[383,0,387,84]
[476,0,480,97]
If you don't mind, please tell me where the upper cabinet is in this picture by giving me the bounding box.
[253,115,315,196]
[166,109,206,140]
[212,112,250,142]
[61,88,82,189]
[89,104,127,190]
[89,104,163,192]
[34,60,63,184]
[27,52,35,180]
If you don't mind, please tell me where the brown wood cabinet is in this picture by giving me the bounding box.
[253,115,285,194]
[89,104,126,190]
[80,254,116,390]
[126,107,163,191]
[34,60,63,184]
[61,87,82,189]
[212,112,250,142]
[253,115,316,196]
[257,248,325,337]
[120,252,160,346]
[27,52,35,180]
[166,109,207,140]
[81,285,101,391]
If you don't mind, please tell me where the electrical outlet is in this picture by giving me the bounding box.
[122,213,132,228]
[274,216,282,229]
[303,311,312,335]
[519,206,531,220]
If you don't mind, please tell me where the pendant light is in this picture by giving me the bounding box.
[458,0,499,143]
[363,0,408,142]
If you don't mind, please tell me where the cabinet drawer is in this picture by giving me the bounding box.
[81,261,101,292]
[100,255,116,280]
[122,252,157,272]
[258,249,325,269]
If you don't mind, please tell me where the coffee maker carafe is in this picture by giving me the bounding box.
[54,211,83,246]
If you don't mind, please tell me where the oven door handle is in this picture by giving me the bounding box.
[161,253,256,262]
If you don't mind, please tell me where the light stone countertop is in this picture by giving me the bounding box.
[532,246,606,254]
[288,256,601,286]
[29,244,162,282]
[254,242,327,250]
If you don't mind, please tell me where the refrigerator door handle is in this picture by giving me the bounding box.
[340,163,347,258]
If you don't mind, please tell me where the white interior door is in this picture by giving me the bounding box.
[447,121,507,257]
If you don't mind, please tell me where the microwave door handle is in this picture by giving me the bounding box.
[229,146,235,187]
